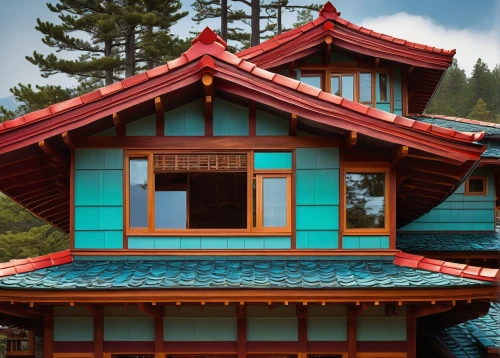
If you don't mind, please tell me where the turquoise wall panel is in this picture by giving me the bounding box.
[164,317,237,341]
[74,149,123,249]
[399,168,495,232]
[357,317,406,341]
[54,317,93,341]
[296,148,340,249]
[93,127,117,136]
[256,110,289,135]
[126,114,156,136]
[375,72,391,103]
[128,237,291,250]
[254,152,292,169]
[213,99,249,136]
[165,99,205,136]
[376,103,391,112]
[308,317,347,341]
[247,317,298,341]
[104,317,154,341]
[296,206,338,230]
[342,236,390,249]
[393,67,402,115]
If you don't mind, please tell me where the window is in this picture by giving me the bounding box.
[342,165,390,234]
[126,151,291,234]
[301,73,323,89]
[331,74,354,100]
[359,73,373,105]
[377,72,389,103]
[466,176,487,195]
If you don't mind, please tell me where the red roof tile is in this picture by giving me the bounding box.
[0,250,73,278]
[393,251,500,282]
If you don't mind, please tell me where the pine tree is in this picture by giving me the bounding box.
[293,8,314,28]
[467,98,492,121]
[491,65,500,121]
[468,58,495,112]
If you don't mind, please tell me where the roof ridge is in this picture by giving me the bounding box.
[0,250,73,278]
[411,113,500,129]
[393,251,500,282]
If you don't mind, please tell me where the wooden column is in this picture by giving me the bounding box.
[297,305,308,354]
[390,165,397,249]
[407,305,417,358]
[155,97,164,137]
[155,313,164,354]
[237,305,246,358]
[43,306,53,358]
[93,305,104,358]
[347,306,357,358]
[249,100,256,136]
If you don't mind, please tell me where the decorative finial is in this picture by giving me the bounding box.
[319,2,341,17]
[192,27,228,49]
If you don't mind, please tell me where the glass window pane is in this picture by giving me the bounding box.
[129,158,148,228]
[345,173,385,229]
[342,75,354,101]
[379,73,388,102]
[155,191,187,229]
[359,73,372,102]
[301,75,321,89]
[469,178,485,193]
[331,76,340,96]
[263,177,287,227]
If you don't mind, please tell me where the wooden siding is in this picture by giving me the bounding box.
[400,168,495,232]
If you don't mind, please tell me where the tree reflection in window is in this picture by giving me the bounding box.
[345,172,385,229]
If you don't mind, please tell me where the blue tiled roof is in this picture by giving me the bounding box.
[397,233,500,252]
[410,116,500,137]
[482,142,500,159]
[436,302,500,357]
[0,259,490,290]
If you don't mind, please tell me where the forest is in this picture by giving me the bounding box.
[0,0,498,261]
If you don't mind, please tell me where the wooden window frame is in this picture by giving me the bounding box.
[341,163,391,235]
[300,71,324,90]
[329,72,357,100]
[125,150,292,236]
[465,176,488,196]
[256,174,292,233]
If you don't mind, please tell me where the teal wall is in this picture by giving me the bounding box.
[104,306,154,341]
[165,99,205,136]
[247,305,297,341]
[357,306,406,341]
[254,152,292,170]
[307,305,347,341]
[342,236,390,249]
[74,149,124,249]
[256,110,288,136]
[128,237,291,250]
[295,148,339,249]
[126,114,156,136]
[213,99,249,136]
[393,68,403,116]
[54,317,93,341]
[399,168,495,232]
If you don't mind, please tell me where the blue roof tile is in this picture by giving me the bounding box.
[410,116,500,137]
[397,233,500,252]
[436,302,500,357]
[0,259,490,290]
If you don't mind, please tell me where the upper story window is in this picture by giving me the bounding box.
[301,70,390,108]
[465,176,487,195]
[342,164,390,234]
[126,151,291,234]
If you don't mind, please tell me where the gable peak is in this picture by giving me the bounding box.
[192,27,228,49]
[319,2,341,17]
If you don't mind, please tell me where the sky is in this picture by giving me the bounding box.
[0,0,498,100]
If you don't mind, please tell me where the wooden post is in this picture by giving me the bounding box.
[289,113,297,136]
[390,165,397,249]
[155,314,163,353]
[347,305,357,358]
[297,305,307,354]
[237,304,246,358]
[43,306,53,358]
[155,97,164,137]
[249,100,256,136]
[407,305,417,358]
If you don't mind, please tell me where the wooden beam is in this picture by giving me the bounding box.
[237,304,246,358]
[392,145,408,168]
[61,132,75,149]
[290,113,297,136]
[406,171,457,187]
[408,65,415,74]
[345,131,357,148]
[407,305,416,358]
[202,72,214,96]
[249,100,256,136]
[404,159,465,180]
[0,304,43,319]
[347,305,357,358]
[415,303,453,318]
[38,140,69,170]
[407,151,462,166]
[323,35,333,64]
[205,96,213,136]
[112,113,125,137]
[155,97,164,137]
[44,306,53,358]
[375,57,380,68]
[137,302,161,317]
[297,305,307,354]
[93,305,104,358]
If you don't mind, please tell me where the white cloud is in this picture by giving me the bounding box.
[359,12,500,76]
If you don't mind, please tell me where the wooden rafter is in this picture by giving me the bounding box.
[290,113,297,136]
[61,132,75,149]
[392,145,408,167]
[404,159,465,180]
[323,35,333,64]
[345,131,357,149]
[112,112,125,136]
[38,140,69,170]
[155,97,164,137]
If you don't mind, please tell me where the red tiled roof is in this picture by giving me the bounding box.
[237,2,455,61]
[0,27,484,145]
[411,113,500,129]
[0,250,72,278]
[393,251,500,282]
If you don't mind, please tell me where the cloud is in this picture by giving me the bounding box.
[359,12,500,75]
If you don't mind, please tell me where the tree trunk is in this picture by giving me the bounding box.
[104,39,113,85]
[277,2,282,35]
[124,27,136,78]
[251,0,260,46]
[221,0,228,42]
